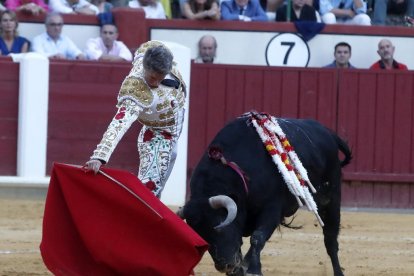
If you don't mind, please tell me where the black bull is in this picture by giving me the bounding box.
[179,115,352,276]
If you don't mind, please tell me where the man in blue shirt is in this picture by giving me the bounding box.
[324,42,356,68]
[221,0,268,21]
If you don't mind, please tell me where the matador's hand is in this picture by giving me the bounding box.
[84,159,103,174]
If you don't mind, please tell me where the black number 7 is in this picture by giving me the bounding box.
[280,42,295,65]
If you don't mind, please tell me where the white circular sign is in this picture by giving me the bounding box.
[265,33,310,67]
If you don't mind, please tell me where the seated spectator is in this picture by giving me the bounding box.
[324,42,356,68]
[6,0,48,15]
[128,0,167,18]
[276,0,318,21]
[319,0,371,25]
[182,0,220,20]
[49,0,99,15]
[221,0,268,21]
[84,23,132,61]
[91,0,113,13]
[372,0,414,25]
[0,10,30,55]
[32,12,86,60]
[370,38,408,70]
[195,34,217,63]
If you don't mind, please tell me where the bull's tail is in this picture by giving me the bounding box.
[334,134,352,167]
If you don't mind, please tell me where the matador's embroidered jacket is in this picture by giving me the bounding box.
[90,41,186,196]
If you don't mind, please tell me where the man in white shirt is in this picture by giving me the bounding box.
[32,12,86,60]
[49,0,99,14]
[85,24,133,62]
[195,35,218,64]
[128,0,166,19]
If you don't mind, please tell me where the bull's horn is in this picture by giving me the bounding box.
[209,195,237,230]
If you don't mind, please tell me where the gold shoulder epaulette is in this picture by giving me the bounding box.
[118,77,153,106]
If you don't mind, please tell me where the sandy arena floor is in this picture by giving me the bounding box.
[0,198,413,276]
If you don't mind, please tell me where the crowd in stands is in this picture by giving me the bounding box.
[0,0,412,67]
[0,0,413,24]
[195,34,409,70]
[0,9,132,60]
[321,39,408,69]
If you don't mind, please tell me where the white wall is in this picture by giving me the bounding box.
[151,29,414,69]
[19,22,414,69]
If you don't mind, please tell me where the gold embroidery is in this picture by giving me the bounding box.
[119,77,153,106]
[156,100,170,111]
[157,89,166,97]
[159,110,174,120]
[139,118,175,128]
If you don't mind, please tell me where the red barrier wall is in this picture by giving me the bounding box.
[46,60,140,175]
[337,70,414,208]
[1,53,413,208]
[188,63,414,208]
[0,57,19,175]
[187,64,338,175]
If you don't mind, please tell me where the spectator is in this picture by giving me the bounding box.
[324,42,356,68]
[32,12,86,60]
[372,0,414,25]
[319,0,371,25]
[0,10,30,55]
[128,0,167,19]
[91,0,113,13]
[275,0,318,21]
[370,38,408,70]
[221,0,268,21]
[48,0,99,14]
[195,34,217,63]
[182,0,220,20]
[84,23,132,61]
[6,0,48,15]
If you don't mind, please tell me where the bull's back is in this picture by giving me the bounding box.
[190,116,341,197]
[277,118,341,175]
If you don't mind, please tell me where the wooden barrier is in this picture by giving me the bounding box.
[188,63,414,208]
[46,60,139,175]
[0,57,19,175]
[1,58,413,207]
[6,12,414,207]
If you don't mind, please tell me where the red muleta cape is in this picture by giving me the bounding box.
[40,163,208,276]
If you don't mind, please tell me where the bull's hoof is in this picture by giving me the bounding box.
[246,273,262,276]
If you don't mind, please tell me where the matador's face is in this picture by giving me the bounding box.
[144,69,166,89]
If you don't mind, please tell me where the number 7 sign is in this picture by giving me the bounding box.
[265,33,310,67]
